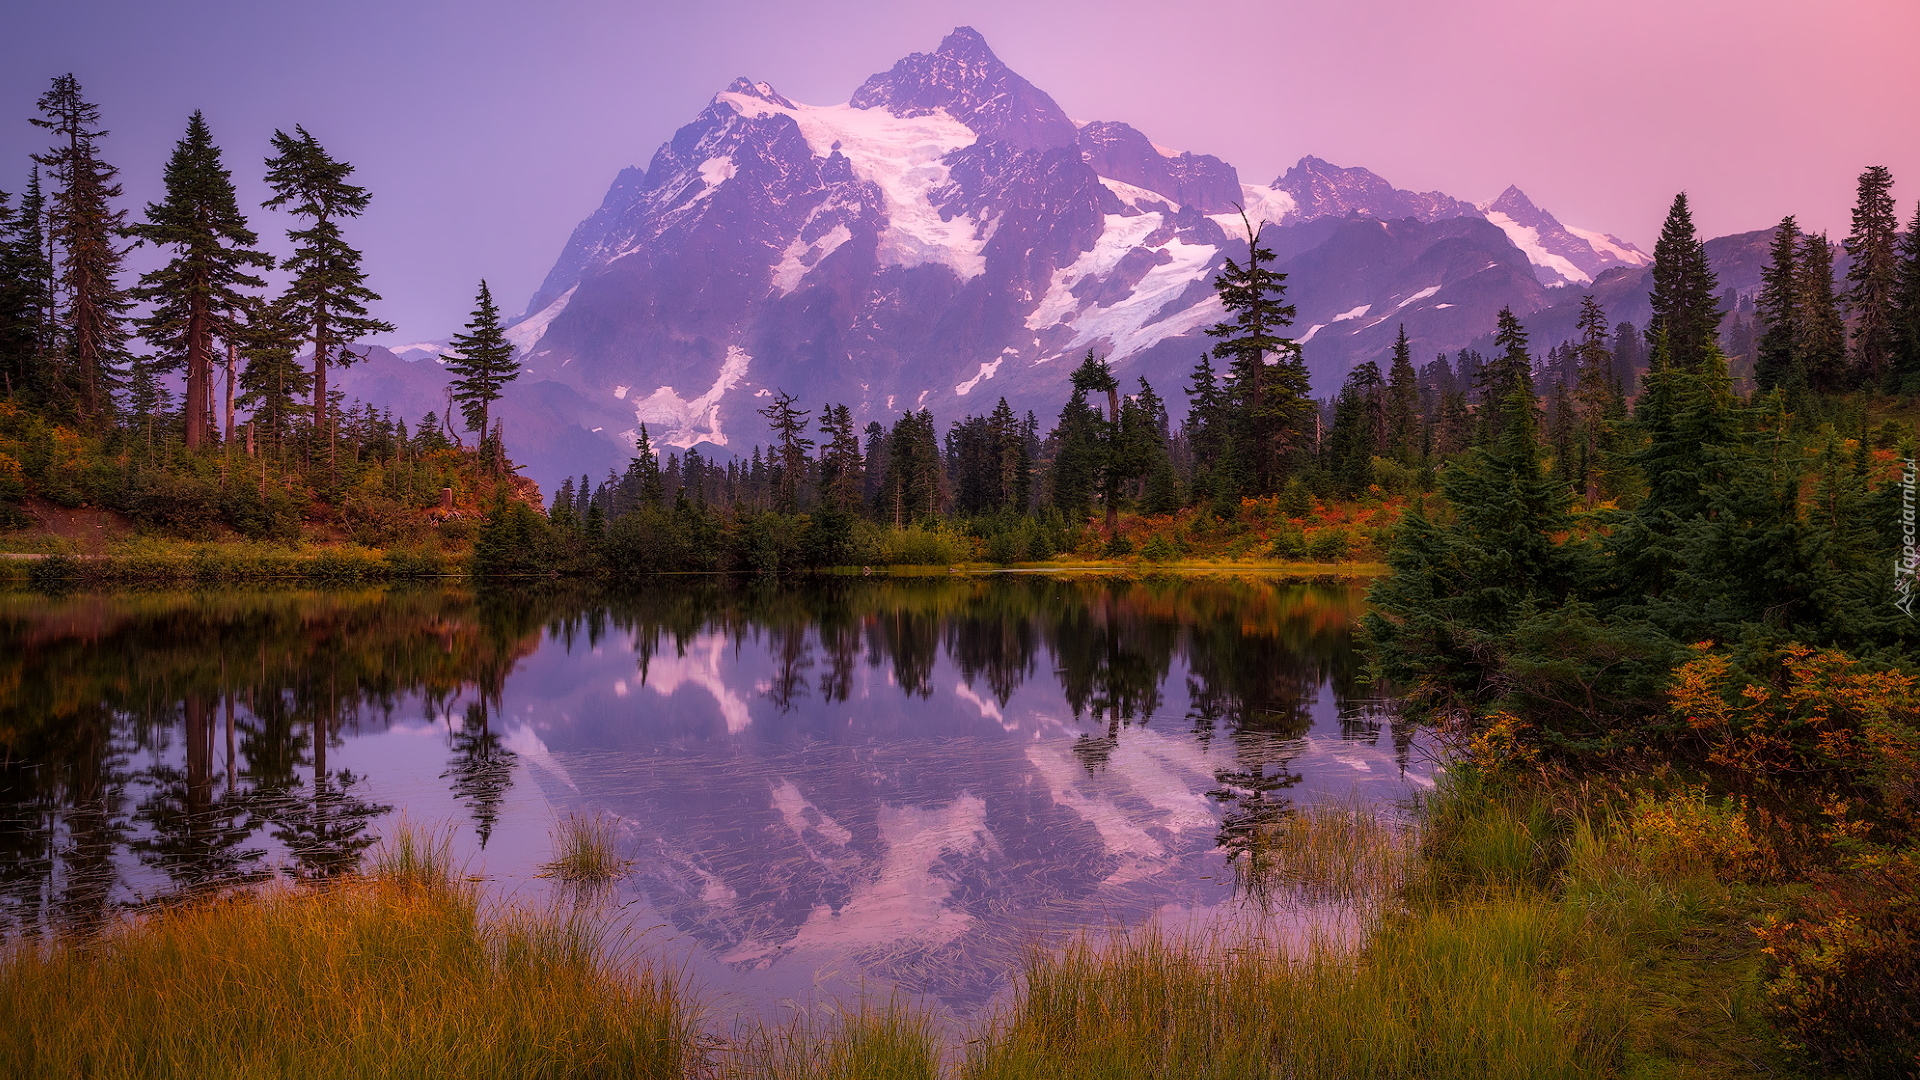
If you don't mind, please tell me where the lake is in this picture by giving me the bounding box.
[0,574,1433,1020]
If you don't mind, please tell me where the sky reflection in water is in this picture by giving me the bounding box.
[0,576,1434,1016]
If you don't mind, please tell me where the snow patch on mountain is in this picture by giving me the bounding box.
[507,285,576,357]
[1483,210,1590,285]
[1209,183,1296,237]
[629,344,753,448]
[1393,285,1441,310]
[954,358,1003,396]
[717,91,990,280]
[772,223,854,294]
[698,156,736,186]
[1566,225,1652,267]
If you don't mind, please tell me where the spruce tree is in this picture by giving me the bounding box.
[1068,351,1124,529]
[1475,308,1537,443]
[1754,216,1802,394]
[1841,165,1900,387]
[1206,215,1307,495]
[1795,232,1847,393]
[262,126,392,442]
[816,404,864,513]
[1384,325,1422,466]
[0,190,39,397]
[1325,361,1384,496]
[757,390,813,513]
[235,294,309,448]
[443,280,519,456]
[1894,201,1920,394]
[1646,192,1723,371]
[32,74,130,426]
[1571,295,1620,502]
[130,112,273,450]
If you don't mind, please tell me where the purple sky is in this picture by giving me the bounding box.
[5,0,1917,344]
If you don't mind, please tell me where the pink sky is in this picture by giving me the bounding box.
[4,0,1917,341]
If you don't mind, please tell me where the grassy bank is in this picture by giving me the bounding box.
[0,830,692,1079]
[1,771,1832,1079]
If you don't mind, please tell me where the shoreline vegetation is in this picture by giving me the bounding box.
[0,768,1821,1080]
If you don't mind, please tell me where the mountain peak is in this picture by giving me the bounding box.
[850,28,1077,152]
[722,78,796,109]
[1484,184,1540,217]
[1274,157,1478,224]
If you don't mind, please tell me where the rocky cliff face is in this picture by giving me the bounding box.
[371,27,1660,490]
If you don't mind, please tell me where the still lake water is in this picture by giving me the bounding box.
[0,575,1433,1018]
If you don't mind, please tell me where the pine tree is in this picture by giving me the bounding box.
[130,112,273,450]
[262,126,393,444]
[1645,192,1723,372]
[1571,295,1620,502]
[235,294,309,447]
[757,390,814,513]
[0,189,39,397]
[1796,232,1847,393]
[1206,215,1307,495]
[1894,201,1920,394]
[1754,216,1802,394]
[1475,308,1537,443]
[1842,165,1900,387]
[443,280,519,458]
[1384,325,1422,466]
[32,74,131,426]
[1068,351,1125,529]
[1325,360,1384,496]
[816,403,864,513]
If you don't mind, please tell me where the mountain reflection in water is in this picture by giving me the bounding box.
[0,576,1433,1012]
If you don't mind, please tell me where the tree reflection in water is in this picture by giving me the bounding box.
[0,575,1403,939]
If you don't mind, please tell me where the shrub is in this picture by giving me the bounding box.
[1138,534,1180,562]
[126,472,222,535]
[1101,535,1134,558]
[882,525,971,566]
[1626,787,1765,879]
[1307,528,1353,561]
[1758,851,1920,1077]
[1268,525,1308,559]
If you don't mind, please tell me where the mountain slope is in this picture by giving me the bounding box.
[395,28,1665,490]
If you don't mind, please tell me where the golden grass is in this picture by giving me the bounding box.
[540,811,632,886]
[0,827,691,1080]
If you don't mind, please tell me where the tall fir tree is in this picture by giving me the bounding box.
[32,74,131,426]
[1842,165,1901,388]
[1645,192,1723,372]
[443,279,519,457]
[1325,360,1384,496]
[1475,308,1537,443]
[1571,295,1621,502]
[129,112,273,449]
[1795,232,1848,393]
[262,125,393,443]
[1068,351,1123,529]
[1205,215,1307,495]
[1384,325,1422,466]
[758,390,814,513]
[235,293,309,447]
[816,404,865,514]
[1893,201,1920,393]
[1754,216,1803,394]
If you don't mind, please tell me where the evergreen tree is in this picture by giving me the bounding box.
[1645,192,1723,372]
[1611,321,1644,392]
[1795,232,1847,393]
[1571,295,1621,502]
[1324,360,1382,495]
[1474,308,1537,443]
[1048,385,1104,524]
[443,280,519,457]
[1384,325,1422,466]
[32,74,131,426]
[1754,216,1803,394]
[1841,165,1900,387]
[129,112,272,449]
[1894,201,1920,393]
[816,404,864,513]
[235,294,309,447]
[1205,215,1307,495]
[262,126,393,443]
[1120,376,1172,513]
[758,390,813,513]
[1069,351,1124,529]
[1183,353,1228,504]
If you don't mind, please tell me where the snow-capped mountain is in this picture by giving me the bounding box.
[398,27,1654,490]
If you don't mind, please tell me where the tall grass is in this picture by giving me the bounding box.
[720,1003,941,1080]
[0,826,691,1080]
[540,811,631,886]
[1229,794,1411,907]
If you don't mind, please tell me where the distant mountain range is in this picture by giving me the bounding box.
[343,27,1723,492]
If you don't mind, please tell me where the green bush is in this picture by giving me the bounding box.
[1102,535,1134,558]
[1308,529,1353,561]
[126,472,222,535]
[882,525,971,566]
[1138,534,1180,562]
[1268,526,1308,559]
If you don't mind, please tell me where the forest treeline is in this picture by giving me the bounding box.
[0,75,525,544]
